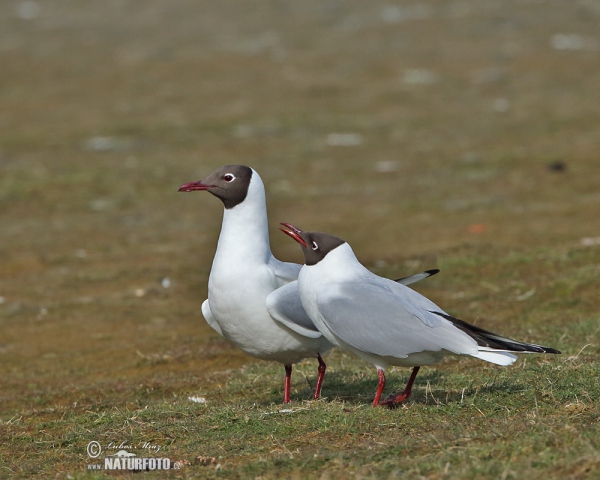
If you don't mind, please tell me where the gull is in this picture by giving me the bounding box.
[178,165,437,403]
[280,223,561,407]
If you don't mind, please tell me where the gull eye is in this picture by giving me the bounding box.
[311,241,319,251]
[223,173,236,183]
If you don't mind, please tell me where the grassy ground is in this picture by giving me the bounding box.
[1,1,599,478]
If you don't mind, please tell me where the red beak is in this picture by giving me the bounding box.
[279,223,307,247]
[178,181,215,192]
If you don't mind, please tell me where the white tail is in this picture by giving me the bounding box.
[472,349,518,366]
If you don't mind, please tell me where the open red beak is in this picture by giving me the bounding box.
[178,181,215,192]
[279,223,307,247]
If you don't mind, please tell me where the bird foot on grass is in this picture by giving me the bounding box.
[377,392,409,409]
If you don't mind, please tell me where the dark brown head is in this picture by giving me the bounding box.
[280,223,345,266]
[178,165,253,209]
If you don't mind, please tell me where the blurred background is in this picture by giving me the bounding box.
[1,0,599,420]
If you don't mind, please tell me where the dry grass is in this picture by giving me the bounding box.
[1,1,599,478]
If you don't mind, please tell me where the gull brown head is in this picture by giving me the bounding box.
[178,165,253,209]
[280,223,345,266]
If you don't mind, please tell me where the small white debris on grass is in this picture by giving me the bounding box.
[84,136,133,152]
[89,198,116,212]
[114,450,136,458]
[375,160,400,173]
[326,133,363,147]
[36,307,48,320]
[15,1,40,20]
[380,4,433,24]
[263,407,307,415]
[0,296,5,304]
[161,278,171,289]
[581,236,600,246]
[471,67,506,85]
[516,289,536,301]
[493,98,510,113]
[188,396,207,404]
[134,288,146,297]
[403,69,438,85]
[233,124,253,138]
[551,34,586,51]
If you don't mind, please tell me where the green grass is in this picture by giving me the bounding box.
[1,243,598,480]
[1,345,598,479]
[1,249,598,479]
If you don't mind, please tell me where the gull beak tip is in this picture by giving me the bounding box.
[279,223,307,247]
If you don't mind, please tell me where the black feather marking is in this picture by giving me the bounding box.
[424,269,440,276]
[430,311,561,354]
[394,268,440,283]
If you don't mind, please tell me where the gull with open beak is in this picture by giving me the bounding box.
[178,166,438,403]
[280,223,561,407]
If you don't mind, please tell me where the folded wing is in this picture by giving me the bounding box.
[317,280,479,358]
[266,282,323,339]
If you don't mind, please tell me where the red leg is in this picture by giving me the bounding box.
[377,366,421,408]
[313,354,327,400]
[372,369,386,407]
[283,364,292,404]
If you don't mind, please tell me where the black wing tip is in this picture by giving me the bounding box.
[511,344,562,354]
[542,347,562,355]
[432,311,562,354]
[393,268,440,283]
[424,268,440,276]
[493,340,562,354]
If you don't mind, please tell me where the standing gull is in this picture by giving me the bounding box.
[280,223,561,407]
[178,165,437,403]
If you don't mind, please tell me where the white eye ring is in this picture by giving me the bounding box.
[311,241,319,251]
[223,173,236,183]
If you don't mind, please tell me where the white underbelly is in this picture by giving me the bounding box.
[208,272,328,363]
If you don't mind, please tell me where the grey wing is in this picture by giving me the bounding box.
[384,275,451,315]
[318,280,477,359]
[266,282,323,339]
[395,269,439,286]
[201,299,224,336]
[268,256,302,287]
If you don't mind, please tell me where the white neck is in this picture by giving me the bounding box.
[215,169,272,265]
[305,243,368,281]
